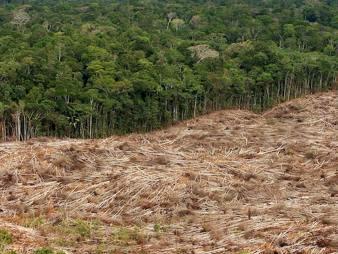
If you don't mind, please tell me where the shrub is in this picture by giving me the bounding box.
[33,248,65,254]
[33,248,54,254]
[0,229,13,246]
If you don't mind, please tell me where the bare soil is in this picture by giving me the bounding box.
[0,91,337,254]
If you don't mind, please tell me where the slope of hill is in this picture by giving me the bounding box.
[0,92,337,254]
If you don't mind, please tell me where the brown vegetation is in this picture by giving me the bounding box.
[0,92,337,253]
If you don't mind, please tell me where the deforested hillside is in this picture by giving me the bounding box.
[0,91,337,254]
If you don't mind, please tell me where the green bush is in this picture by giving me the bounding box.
[0,229,13,246]
[33,248,54,254]
[33,247,65,254]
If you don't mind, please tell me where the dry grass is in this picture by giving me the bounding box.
[0,91,337,253]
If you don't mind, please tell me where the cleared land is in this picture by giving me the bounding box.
[0,92,337,254]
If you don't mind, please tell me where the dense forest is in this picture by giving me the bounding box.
[0,0,337,140]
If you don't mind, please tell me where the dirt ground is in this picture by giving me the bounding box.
[0,91,337,254]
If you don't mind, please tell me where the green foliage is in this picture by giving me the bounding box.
[153,224,161,233]
[33,249,54,254]
[111,227,146,245]
[0,0,336,140]
[0,229,13,247]
[73,220,91,238]
[33,248,65,254]
[55,219,93,240]
[23,216,45,228]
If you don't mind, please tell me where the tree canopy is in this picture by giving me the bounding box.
[0,0,337,140]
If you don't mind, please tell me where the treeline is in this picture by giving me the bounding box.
[0,0,337,140]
